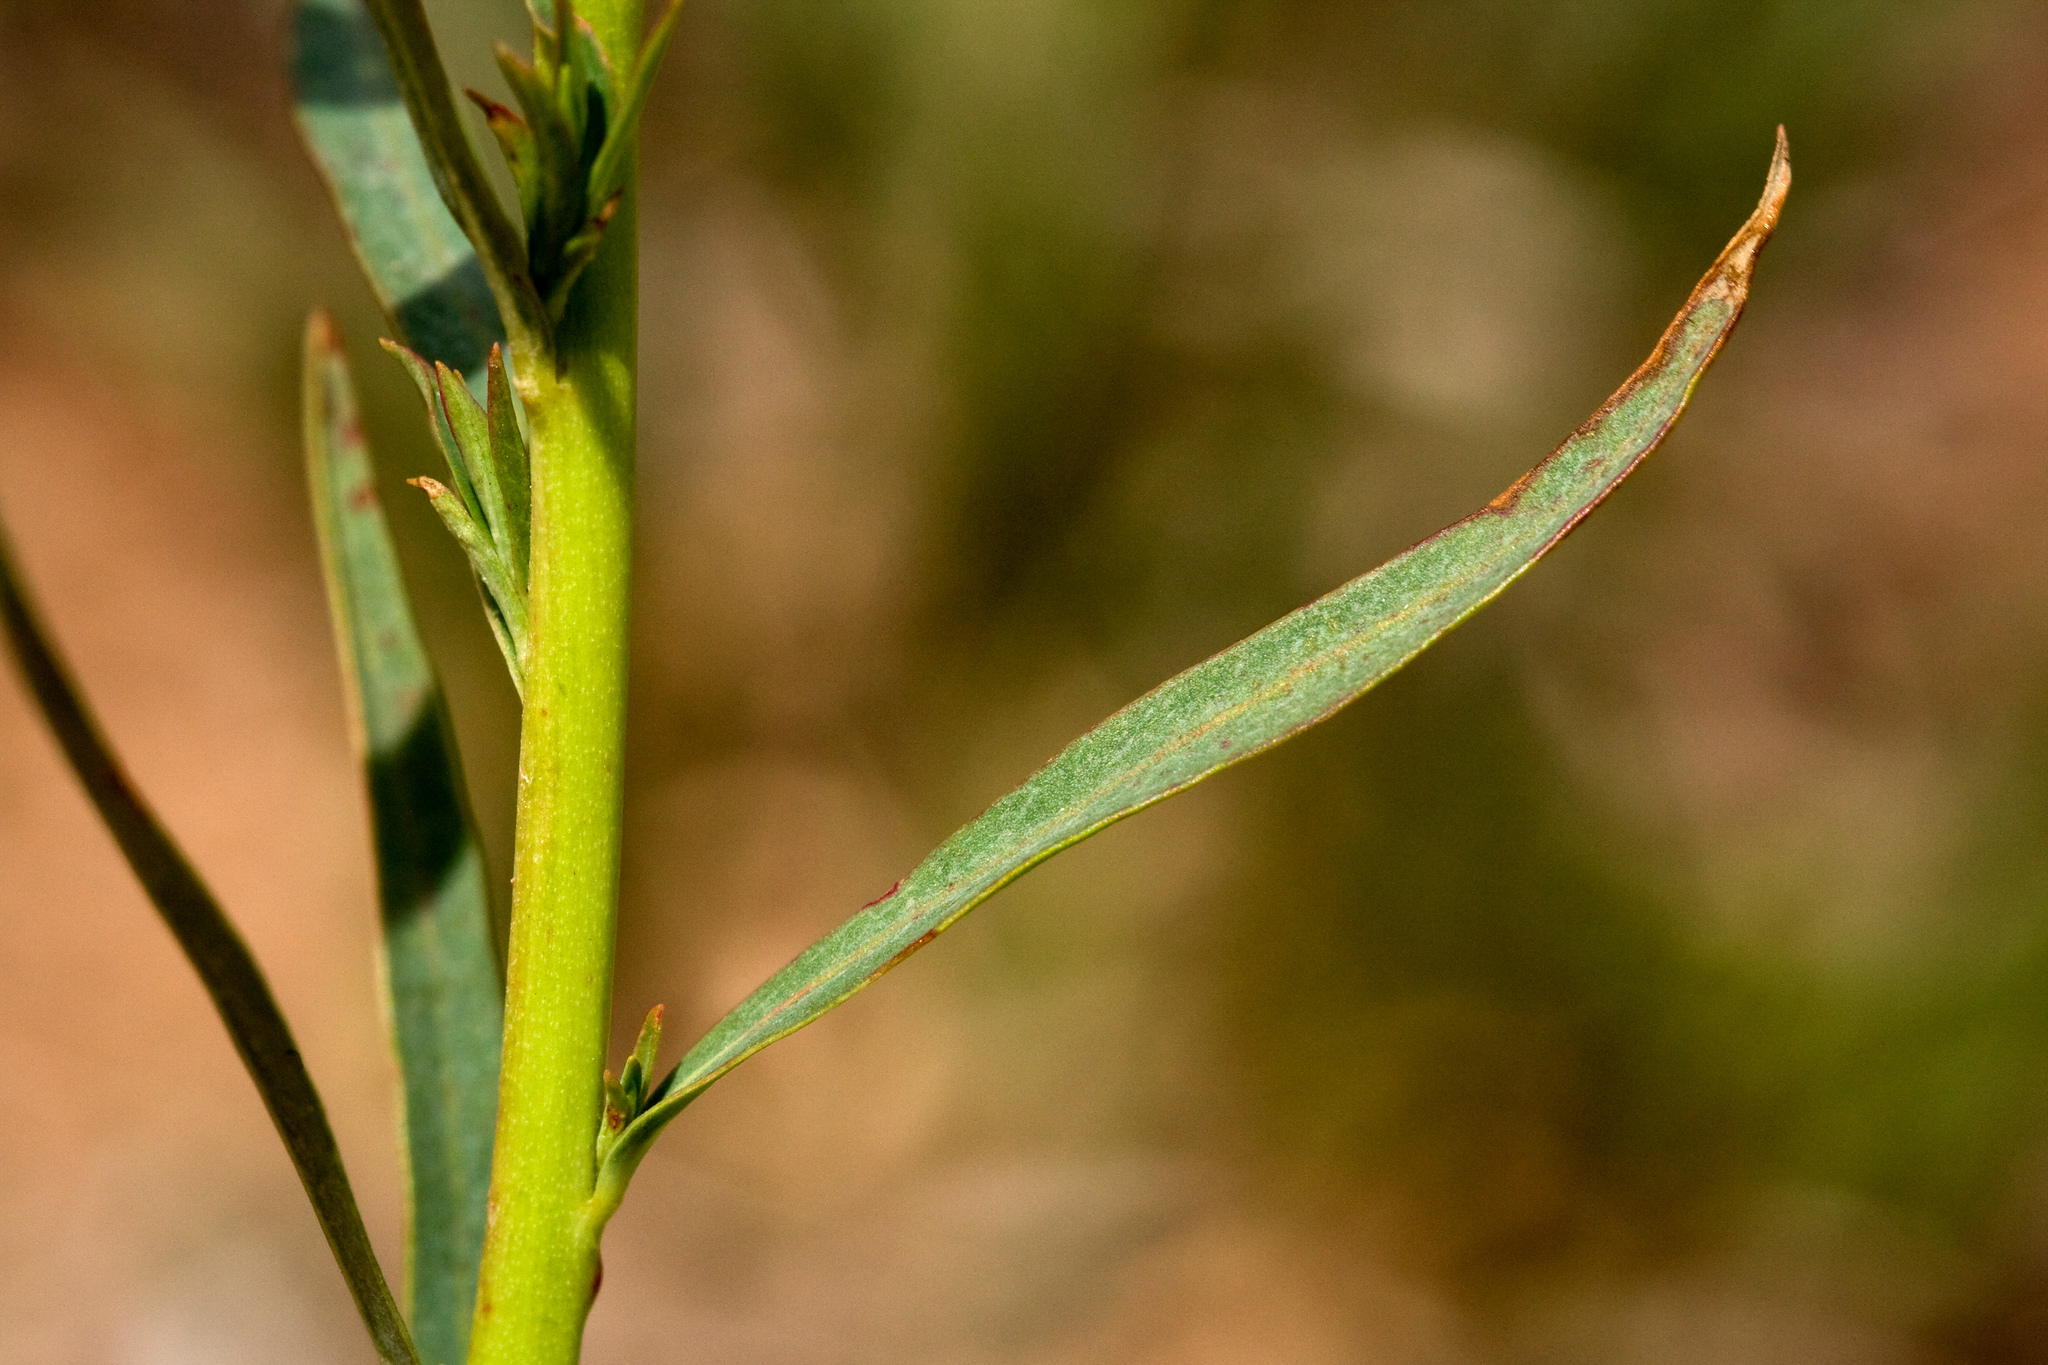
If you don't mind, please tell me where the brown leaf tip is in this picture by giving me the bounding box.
[1738,129,1791,248]
[1698,127,1792,299]
[465,88,521,126]
[1756,125,1792,232]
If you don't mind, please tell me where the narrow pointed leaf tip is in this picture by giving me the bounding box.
[382,338,533,698]
[582,132,1792,1224]
[303,313,503,1365]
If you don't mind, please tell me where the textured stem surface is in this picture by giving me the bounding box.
[468,0,642,1358]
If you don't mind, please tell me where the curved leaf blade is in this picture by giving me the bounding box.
[594,131,1793,1215]
[306,314,505,1365]
[356,0,547,348]
[293,0,510,386]
[0,501,419,1365]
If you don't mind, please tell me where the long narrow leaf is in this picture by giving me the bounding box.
[294,19,520,1323]
[594,131,1794,1216]
[292,0,507,389]
[354,0,549,347]
[0,507,419,1365]
[305,314,504,1365]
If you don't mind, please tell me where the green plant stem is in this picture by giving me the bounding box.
[468,1,642,1360]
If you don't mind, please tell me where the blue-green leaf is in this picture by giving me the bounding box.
[293,0,507,387]
[590,131,1794,1225]
[351,0,546,347]
[305,313,504,1365]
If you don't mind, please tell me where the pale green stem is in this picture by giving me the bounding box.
[467,0,643,1360]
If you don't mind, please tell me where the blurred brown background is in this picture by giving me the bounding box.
[8,0,2048,1360]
